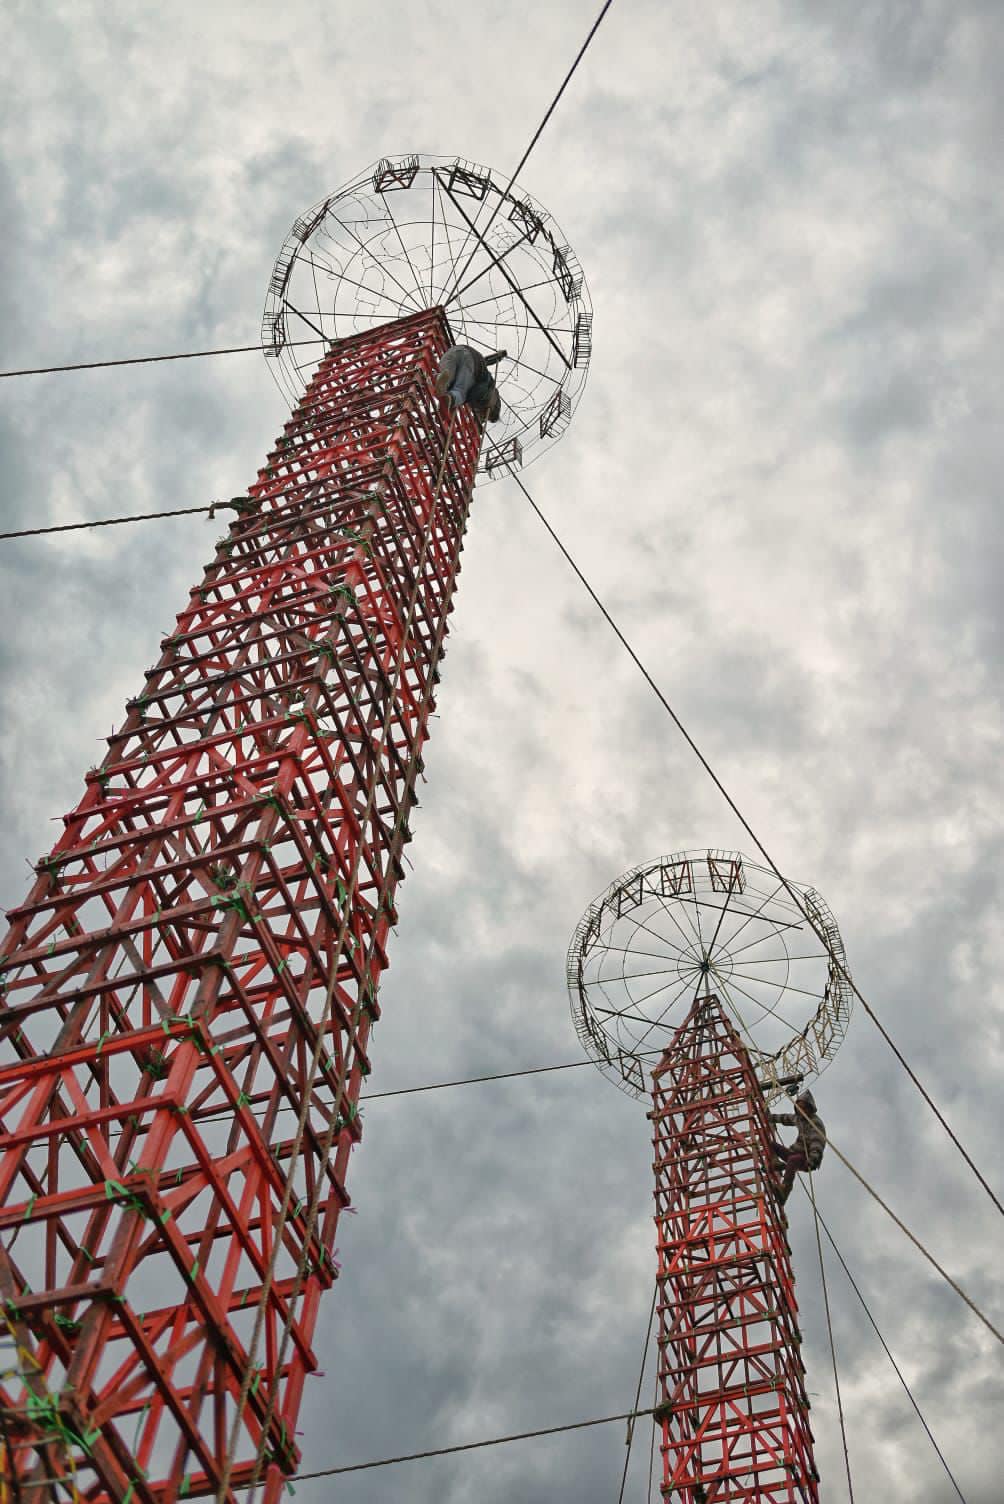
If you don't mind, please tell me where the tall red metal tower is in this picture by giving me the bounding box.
[0,307,479,1501]
[651,992,817,1502]
[0,154,592,1501]
[567,850,852,1501]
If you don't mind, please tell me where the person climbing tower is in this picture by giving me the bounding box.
[770,1089,826,1205]
[434,345,504,424]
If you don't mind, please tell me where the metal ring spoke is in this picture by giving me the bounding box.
[262,154,591,477]
[567,849,853,1099]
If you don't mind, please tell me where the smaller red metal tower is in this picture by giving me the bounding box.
[651,992,817,1503]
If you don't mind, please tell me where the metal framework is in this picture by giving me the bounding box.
[567,851,852,1102]
[261,152,593,476]
[0,306,481,1501]
[651,992,817,1502]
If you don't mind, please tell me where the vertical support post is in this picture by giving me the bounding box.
[651,993,818,1502]
[0,308,478,1501]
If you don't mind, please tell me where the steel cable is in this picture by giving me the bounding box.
[441,0,617,306]
[646,1377,658,1504]
[616,1282,658,1504]
[0,503,217,541]
[100,1049,669,1141]
[808,1192,968,1503]
[818,1122,1002,1345]
[808,1174,855,1502]
[29,1408,657,1493]
[0,337,324,381]
[293,1406,655,1485]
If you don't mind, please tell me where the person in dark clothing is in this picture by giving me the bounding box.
[770,1089,826,1205]
[434,345,502,424]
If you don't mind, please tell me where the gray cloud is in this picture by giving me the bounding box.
[1,0,1001,1499]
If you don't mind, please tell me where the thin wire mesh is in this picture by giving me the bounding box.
[567,849,852,1101]
[262,153,592,477]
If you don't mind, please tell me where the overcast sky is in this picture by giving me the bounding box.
[1,1,1002,1499]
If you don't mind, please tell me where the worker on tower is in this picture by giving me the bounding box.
[770,1089,826,1205]
[434,345,503,424]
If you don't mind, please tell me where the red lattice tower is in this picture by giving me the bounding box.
[568,853,851,1500]
[0,306,481,1502]
[651,993,817,1502]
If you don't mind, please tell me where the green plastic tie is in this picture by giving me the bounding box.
[210,890,249,926]
[132,1399,152,1454]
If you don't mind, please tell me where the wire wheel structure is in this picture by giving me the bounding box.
[262,152,592,476]
[567,849,852,1100]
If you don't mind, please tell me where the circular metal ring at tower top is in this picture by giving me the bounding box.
[567,850,852,1102]
[262,153,592,479]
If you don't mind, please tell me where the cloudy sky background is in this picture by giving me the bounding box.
[2,0,1002,1499]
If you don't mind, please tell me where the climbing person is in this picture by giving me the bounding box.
[434,345,503,424]
[770,1089,826,1205]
